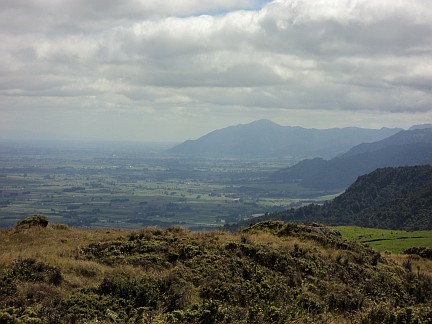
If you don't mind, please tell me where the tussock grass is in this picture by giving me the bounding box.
[0,224,127,290]
[1,219,432,323]
[391,254,432,277]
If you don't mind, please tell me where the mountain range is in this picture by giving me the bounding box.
[274,128,432,190]
[168,119,401,159]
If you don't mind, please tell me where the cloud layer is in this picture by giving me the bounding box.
[1,0,431,141]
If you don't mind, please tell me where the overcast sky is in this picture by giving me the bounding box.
[1,0,432,142]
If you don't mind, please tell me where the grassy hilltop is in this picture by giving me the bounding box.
[1,217,432,323]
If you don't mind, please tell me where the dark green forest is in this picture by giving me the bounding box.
[231,165,432,231]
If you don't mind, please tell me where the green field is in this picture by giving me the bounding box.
[336,226,432,253]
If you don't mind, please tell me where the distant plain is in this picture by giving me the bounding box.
[0,141,338,229]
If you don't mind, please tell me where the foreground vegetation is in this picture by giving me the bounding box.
[1,217,432,323]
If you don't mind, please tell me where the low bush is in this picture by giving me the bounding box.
[404,246,432,259]
[15,215,49,229]
[10,258,62,285]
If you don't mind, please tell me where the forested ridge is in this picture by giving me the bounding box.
[233,165,432,231]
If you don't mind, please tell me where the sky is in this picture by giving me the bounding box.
[1,0,432,142]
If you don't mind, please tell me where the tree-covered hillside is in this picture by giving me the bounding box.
[1,218,431,323]
[237,165,432,231]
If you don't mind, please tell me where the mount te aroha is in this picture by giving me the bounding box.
[273,127,432,190]
[231,165,432,231]
[168,119,401,159]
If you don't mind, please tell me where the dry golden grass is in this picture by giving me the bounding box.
[390,253,432,276]
[0,224,129,292]
[0,223,226,292]
[0,225,126,263]
[3,222,431,277]
[1,220,431,323]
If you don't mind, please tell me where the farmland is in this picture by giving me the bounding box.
[0,140,337,229]
[337,226,432,253]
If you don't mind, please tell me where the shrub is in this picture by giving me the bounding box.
[0,307,42,323]
[15,215,48,229]
[0,277,18,307]
[361,306,428,324]
[25,283,63,323]
[404,247,432,259]
[99,274,162,309]
[50,223,70,230]
[10,258,62,285]
[61,292,129,323]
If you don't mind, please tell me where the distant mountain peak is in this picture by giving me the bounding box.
[248,119,280,127]
[168,121,402,158]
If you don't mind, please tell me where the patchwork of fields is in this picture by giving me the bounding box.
[0,141,336,229]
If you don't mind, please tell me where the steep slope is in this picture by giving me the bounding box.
[255,166,432,230]
[1,219,432,323]
[340,128,432,158]
[274,128,432,190]
[410,124,432,130]
[169,119,400,159]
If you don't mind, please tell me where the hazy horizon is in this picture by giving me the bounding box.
[1,118,425,146]
[1,0,432,142]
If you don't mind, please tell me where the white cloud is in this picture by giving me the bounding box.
[0,0,263,34]
[1,0,432,141]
